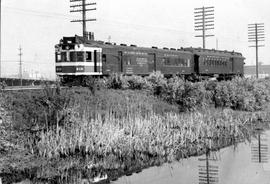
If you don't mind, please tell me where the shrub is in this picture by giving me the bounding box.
[69,73,270,112]
[126,75,150,90]
[105,73,129,89]
[214,81,237,108]
[180,82,208,111]
[252,80,269,108]
[161,76,185,104]
[145,71,167,95]
[234,88,256,111]
[211,78,270,111]
[0,81,7,90]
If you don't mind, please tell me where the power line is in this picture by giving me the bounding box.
[4,6,194,35]
[4,5,243,44]
[3,6,75,18]
[0,60,53,65]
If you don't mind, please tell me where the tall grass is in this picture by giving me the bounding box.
[35,106,257,163]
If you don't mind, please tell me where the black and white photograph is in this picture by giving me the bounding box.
[0,0,270,183]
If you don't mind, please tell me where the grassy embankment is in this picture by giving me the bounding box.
[1,72,270,180]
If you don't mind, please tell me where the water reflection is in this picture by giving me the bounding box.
[198,148,219,184]
[251,128,269,163]
[1,130,270,184]
[0,168,109,184]
[115,130,270,184]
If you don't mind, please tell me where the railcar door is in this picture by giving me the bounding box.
[231,57,234,74]
[148,53,156,73]
[94,50,97,72]
[194,54,200,74]
[118,51,123,73]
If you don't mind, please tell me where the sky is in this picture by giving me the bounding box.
[1,0,269,79]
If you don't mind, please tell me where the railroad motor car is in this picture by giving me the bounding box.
[55,35,245,83]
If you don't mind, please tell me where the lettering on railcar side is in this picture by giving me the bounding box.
[124,51,148,56]
[202,56,229,66]
[136,57,148,66]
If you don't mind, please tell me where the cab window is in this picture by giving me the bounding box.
[61,52,67,62]
[86,52,92,62]
[77,52,84,62]
[55,52,61,62]
[70,52,76,62]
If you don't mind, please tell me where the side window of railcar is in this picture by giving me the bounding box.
[178,58,189,67]
[164,57,189,67]
[77,52,84,62]
[86,52,92,62]
[164,58,170,65]
[102,54,106,63]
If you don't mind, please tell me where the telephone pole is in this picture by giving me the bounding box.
[248,23,265,79]
[18,45,22,86]
[194,6,215,49]
[70,0,96,39]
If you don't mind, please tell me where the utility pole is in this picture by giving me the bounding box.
[18,45,22,86]
[70,0,96,39]
[194,6,215,49]
[248,23,265,79]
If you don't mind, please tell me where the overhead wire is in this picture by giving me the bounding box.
[3,6,78,19]
[3,5,195,35]
[3,5,252,46]
[1,60,53,65]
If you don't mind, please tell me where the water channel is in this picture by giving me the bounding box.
[1,130,270,184]
[115,129,270,184]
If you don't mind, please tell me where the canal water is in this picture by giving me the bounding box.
[115,130,270,184]
[1,130,270,184]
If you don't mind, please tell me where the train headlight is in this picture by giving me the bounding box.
[76,67,84,72]
[56,67,62,72]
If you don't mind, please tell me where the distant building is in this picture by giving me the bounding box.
[244,65,270,78]
[22,70,30,79]
[29,71,42,79]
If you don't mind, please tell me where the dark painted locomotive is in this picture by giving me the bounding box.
[55,35,245,82]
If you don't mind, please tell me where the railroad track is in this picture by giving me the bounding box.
[1,85,58,91]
